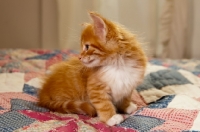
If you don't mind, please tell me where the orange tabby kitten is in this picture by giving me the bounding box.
[38,12,147,126]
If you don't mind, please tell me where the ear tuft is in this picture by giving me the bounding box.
[81,23,90,28]
[89,12,107,42]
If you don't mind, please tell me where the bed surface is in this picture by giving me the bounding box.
[0,49,200,132]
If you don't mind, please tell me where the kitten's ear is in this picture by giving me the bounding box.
[89,12,107,42]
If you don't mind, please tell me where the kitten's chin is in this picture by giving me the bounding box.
[82,59,100,68]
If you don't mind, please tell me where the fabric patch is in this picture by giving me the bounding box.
[149,59,180,70]
[15,120,66,132]
[25,52,58,60]
[0,60,10,68]
[0,61,21,72]
[0,73,24,92]
[179,69,200,86]
[9,49,39,60]
[0,111,35,132]
[145,63,167,76]
[48,120,78,132]
[20,60,45,72]
[24,72,40,82]
[10,93,38,102]
[0,93,37,114]
[131,89,146,108]
[139,88,170,103]
[23,84,39,97]
[30,49,52,54]
[118,115,165,131]
[77,120,97,132]
[190,112,200,131]
[10,99,49,112]
[0,106,4,110]
[20,111,56,121]
[148,95,175,109]
[45,54,63,68]
[26,77,42,89]
[0,50,11,59]
[138,108,198,131]
[0,94,9,110]
[196,64,200,69]
[149,59,200,77]
[152,120,194,132]
[137,69,191,92]
[167,95,200,110]
[182,130,200,132]
[162,84,200,98]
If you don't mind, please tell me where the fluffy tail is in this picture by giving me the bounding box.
[38,99,97,117]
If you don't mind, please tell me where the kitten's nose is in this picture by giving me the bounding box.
[78,56,82,60]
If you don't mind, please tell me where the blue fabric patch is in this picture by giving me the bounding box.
[195,64,200,70]
[60,50,78,60]
[149,59,163,66]
[0,111,35,132]
[118,115,165,132]
[11,99,49,112]
[147,95,175,109]
[134,95,176,115]
[23,84,38,97]
[25,52,59,60]
[0,106,4,110]
[149,59,180,70]
[192,71,200,76]
[0,61,21,73]
[136,69,191,92]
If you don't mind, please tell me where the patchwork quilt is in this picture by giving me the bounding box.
[0,49,200,132]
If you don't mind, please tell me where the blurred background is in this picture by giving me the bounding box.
[0,0,200,59]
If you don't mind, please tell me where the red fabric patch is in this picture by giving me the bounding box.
[30,49,51,55]
[138,108,199,131]
[132,90,146,109]
[24,72,42,82]
[0,60,10,67]
[0,93,37,114]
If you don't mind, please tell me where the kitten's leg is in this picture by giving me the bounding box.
[88,85,124,126]
[116,96,137,114]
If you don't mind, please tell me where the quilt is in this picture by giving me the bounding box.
[0,49,200,132]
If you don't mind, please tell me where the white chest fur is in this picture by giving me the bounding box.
[99,65,142,102]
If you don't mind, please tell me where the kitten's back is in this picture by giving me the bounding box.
[38,57,96,116]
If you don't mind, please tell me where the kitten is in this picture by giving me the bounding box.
[38,12,147,126]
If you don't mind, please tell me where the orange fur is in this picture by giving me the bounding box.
[38,12,147,126]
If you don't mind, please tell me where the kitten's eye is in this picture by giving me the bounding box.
[85,44,89,51]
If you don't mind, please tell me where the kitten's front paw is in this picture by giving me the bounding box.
[125,102,137,114]
[106,114,124,126]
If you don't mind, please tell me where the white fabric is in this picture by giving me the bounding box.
[167,94,200,110]
[191,112,200,131]
[145,63,167,76]
[179,69,200,87]
[0,73,24,92]
[162,84,200,98]
[26,77,42,89]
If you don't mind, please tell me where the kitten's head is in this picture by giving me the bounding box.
[79,12,143,68]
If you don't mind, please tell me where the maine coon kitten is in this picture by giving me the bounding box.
[38,12,147,126]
